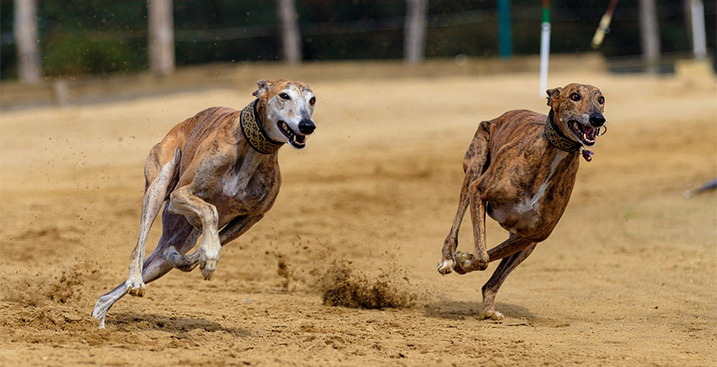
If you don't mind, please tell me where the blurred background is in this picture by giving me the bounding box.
[1,0,714,85]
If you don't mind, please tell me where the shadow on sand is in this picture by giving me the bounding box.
[110,311,251,337]
[422,299,537,323]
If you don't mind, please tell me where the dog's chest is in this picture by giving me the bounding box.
[485,150,576,235]
[219,156,279,214]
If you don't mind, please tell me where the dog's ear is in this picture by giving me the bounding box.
[546,87,562,107]
[253,80,273,98]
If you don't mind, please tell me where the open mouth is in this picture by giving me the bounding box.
[568,120,596,146]
[278,121,306,149]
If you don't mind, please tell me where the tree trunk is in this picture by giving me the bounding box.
[638,0,660,73]
[276,0,301,65]
[148,0,175,76]
[404,0,428,64]
[14,0,42,84]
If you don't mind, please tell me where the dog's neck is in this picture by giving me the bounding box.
[545,110,595,162]
[239,100,284,154]
[544,110,582,153]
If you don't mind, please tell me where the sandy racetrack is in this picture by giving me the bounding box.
[0,69,715,366]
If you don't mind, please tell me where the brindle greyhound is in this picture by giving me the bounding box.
[438,83,607,320]
[92,79,317,328]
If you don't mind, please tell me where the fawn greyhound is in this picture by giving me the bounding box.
[438,83,607,320]
[92,79,317,328]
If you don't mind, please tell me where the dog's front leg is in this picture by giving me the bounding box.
[219,214,264,245]
[168,186,221,280]
[163,214,264,271]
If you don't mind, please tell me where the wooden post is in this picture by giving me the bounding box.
[13,0,42,84]
[276,0,302,65]
[404,0,427,64]
[148,0,175,76]
[638,0,660,73]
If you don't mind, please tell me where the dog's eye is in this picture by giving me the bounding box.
[309,97,316,106]
[598,96,605,104]
[569,93,581,102]
[279,93,290,100]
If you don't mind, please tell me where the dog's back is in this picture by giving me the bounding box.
[151,107,239,176]
[464,109,546,173]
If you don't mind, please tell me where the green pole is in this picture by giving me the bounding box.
[542,1,550,23]
[498,0,512,59]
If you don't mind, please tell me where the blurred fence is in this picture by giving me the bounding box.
[606,51,708,74]
[0,0,715,81]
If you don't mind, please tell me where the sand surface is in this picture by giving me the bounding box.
[1,70,715,366]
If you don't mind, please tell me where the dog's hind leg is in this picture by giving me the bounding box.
[438,122,491,275]
[92,208,199,328]
[478,242,536,320]
[438,173,473,274]
[91,284,126,329]
[143,208,201,278]
[125,147,181,297]
[163,214,264,271]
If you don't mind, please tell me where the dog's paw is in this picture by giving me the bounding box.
[453,251,474,274]
[478,309,504,321]
[199,242,220,280]
[164,246,200,272]
[200,259,217,280]
[125,278,146,297]
[454,251,488,273]
[437,259,455,275]
[199,250,219,280]
[92,302,108,328]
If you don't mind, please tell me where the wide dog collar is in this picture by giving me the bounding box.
[240,100,284,154]
[544,110,582,153]
[544,110,596,162]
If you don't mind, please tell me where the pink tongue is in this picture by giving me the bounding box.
[585,126,595,140]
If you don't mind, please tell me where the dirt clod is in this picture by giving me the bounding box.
[317,261,415,309]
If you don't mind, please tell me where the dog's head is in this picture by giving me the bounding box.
[546,83,606,147]
[253,79,316,149]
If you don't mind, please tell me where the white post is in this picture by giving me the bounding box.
[689,0,707,60]
[404,0,428,64]
[539,22,551,96]
[14,0,42,84]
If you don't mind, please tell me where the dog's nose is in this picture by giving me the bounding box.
[589,113,606,127]
[298,119,315,134]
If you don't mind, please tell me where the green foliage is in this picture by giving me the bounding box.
[43,35,141,75]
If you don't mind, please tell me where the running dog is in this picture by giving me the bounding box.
[93,79,317,328]
[438,83,607,320]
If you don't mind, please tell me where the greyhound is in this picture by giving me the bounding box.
[92,79,317,328]
[438,83,607,320]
